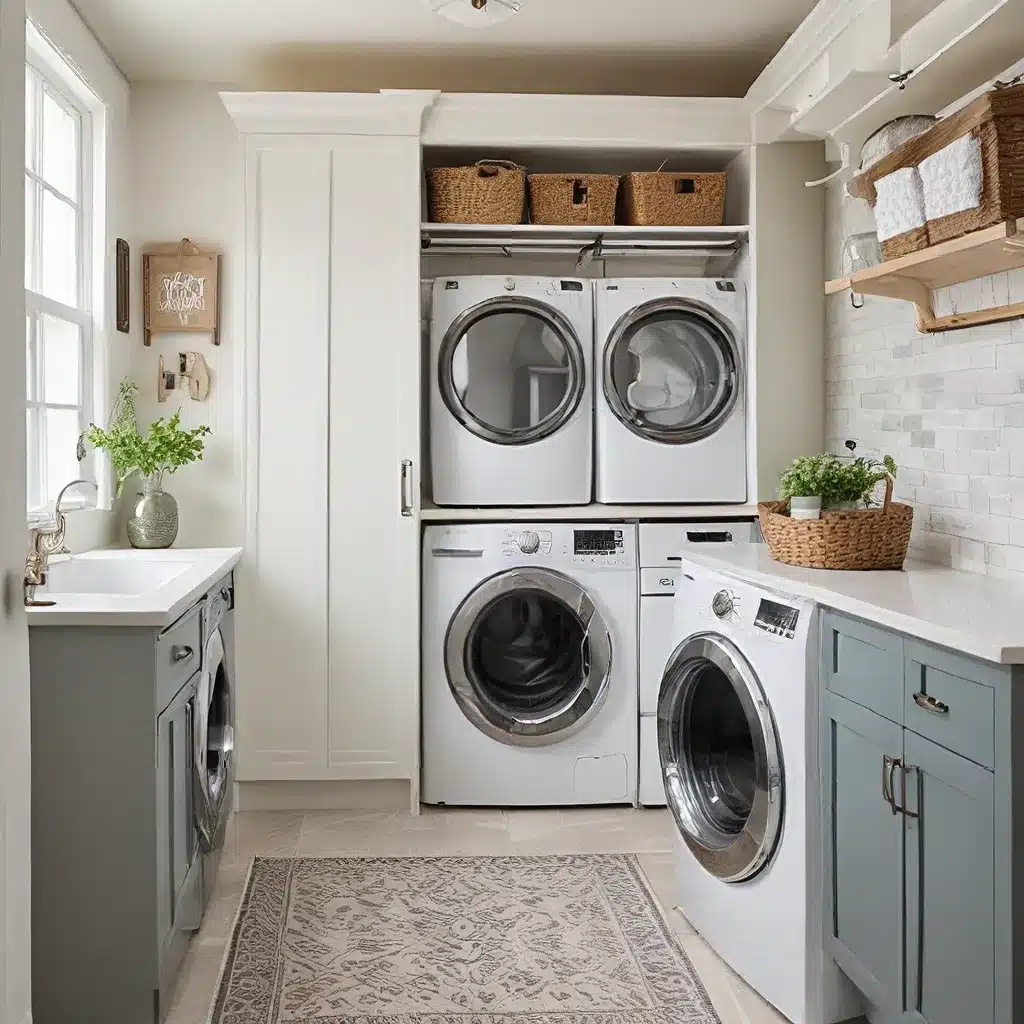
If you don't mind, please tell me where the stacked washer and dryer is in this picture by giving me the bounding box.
[423,274,751,807]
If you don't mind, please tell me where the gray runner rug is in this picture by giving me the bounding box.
[209,854,722,1023]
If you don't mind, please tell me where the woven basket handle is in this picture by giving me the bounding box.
[475,159,522,178]
[882,475,893,513]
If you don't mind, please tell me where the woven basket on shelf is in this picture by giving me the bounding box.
[527,173,619,226]
[621,171,726,226]
[758,479,913,571]
[426,160,525,224]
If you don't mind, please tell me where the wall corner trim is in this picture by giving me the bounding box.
[219,89,441,137]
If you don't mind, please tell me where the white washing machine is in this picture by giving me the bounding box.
[429,276,593,506]
[657,556,861,1024]
[595,278,747,504]
[637,520,757,807]
[422,523,637,806]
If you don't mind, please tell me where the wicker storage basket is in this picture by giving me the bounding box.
[426,160,525,224]
[848,81,1024,258]
[758,480,913,571]
[527,173,619,226]
[621,171,726,227]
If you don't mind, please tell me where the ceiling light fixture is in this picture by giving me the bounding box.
[422,0,523,28]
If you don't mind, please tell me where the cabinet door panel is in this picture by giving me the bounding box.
[822,611,904,723]
[239,144,332,779]
[903,730,994,1024]
[328,135,421,783]
[824,690,905,1008]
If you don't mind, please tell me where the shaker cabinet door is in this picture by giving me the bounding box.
[902,730,995,1024]
[823,691,905,1009]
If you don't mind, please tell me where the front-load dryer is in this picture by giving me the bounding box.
[430,276,593,506]
[595,278,746,504]
[422,523,637,806]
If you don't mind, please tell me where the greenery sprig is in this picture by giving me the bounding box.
[86,379,210,494]
[779,452,897,509]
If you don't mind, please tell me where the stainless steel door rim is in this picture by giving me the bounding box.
[192,626,234,851]
[445,567,613,747]
[438,295,586,446]
[658,632,783,881]
[604,295,741,445]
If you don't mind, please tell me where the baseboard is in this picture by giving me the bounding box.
[235,779,411,812]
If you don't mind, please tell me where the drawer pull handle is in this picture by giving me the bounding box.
[913,692,949,715]
[172,645,194,664]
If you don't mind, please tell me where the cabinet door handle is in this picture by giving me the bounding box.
[882,754,900,815]
[913,692,949,715]
[899,761,919,820]
[172,645,194,664]
[400,459,414,517]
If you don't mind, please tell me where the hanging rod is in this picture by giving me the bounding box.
[421,239,741,257]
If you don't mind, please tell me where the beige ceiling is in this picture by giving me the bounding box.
[69,0,817,95]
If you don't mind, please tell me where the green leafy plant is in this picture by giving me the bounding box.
[86,379,210,494]
[779,453,897,509]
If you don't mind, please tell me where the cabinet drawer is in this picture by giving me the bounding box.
[156,603,203,712]
[822,611,904,723]
[904,641,1003,769]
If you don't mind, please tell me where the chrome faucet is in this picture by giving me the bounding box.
[25,479,97,606]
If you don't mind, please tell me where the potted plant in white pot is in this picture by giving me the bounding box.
[86,379,210,549]
[778,455,831,519]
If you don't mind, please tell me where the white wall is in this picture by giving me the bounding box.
[826,183,1024,577]
[28,0,131,553]
[1,1,32,1019]
[126,84,245,546]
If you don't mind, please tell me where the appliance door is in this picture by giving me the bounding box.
[604,297,740,444]
[192,626,234,850]
[658,632,783,882]
[438,295,586,446]
[445,567,613,747]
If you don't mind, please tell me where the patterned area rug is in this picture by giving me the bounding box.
[209,855,721,1024]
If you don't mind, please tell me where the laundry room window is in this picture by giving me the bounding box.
[24,26,104,519]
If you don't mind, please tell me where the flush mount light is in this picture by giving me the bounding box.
[422,0,523,28]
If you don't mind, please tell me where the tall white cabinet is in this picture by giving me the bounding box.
[223,94,434,802]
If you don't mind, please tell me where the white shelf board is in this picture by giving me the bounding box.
[420,502,761,523]
[421,222,749,247]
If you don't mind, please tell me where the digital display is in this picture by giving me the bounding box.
[754,598,800,639]
[574,529,621,554]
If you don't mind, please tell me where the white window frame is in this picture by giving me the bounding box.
[25,23,106,525]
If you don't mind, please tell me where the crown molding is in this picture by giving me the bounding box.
[220,90,440,136]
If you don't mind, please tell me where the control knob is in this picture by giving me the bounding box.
[712,590,735,619]
[518,530,541,554]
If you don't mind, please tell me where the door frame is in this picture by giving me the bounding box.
[0,0,32,1020]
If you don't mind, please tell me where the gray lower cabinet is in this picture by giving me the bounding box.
[821,610,1018,1024]
[29,582,229,1024]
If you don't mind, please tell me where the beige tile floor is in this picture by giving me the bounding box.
[166,807,819,1024]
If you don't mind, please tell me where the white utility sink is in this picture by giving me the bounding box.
[40,554,193,597]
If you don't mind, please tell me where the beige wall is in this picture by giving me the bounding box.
[126,84,246,547]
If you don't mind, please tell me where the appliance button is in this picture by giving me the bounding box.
[712,590,734,619]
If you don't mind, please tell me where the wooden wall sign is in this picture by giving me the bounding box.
[143,238,221,346]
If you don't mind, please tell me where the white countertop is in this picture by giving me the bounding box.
[420,502,761,522]
[679,544,1024,665]
[26,548,243,628]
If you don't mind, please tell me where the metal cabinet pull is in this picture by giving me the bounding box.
[172,645,194,663]
[400,459,414,517]
[913,692,949,715]
[899,762,919,820]
[882,754,899,814]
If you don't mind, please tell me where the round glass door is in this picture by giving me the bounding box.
[445,568,612,746]
[604,297,740,444]
[439,296,586,446]
[657,633,782,882]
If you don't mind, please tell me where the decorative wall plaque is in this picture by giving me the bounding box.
[143,238,220,346]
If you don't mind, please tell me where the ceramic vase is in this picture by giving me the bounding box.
[790,495,822,520]
[127,472,179,549]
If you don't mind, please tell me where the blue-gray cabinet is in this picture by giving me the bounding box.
[821,610,1018,1024]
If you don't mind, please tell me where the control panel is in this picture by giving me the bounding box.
[495,525,634,567]
[753,598,800,640]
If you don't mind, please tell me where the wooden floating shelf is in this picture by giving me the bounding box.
[826,219,1024,333]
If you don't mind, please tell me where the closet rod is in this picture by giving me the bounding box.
[420,241,739,257]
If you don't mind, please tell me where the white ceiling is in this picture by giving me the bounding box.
[70,0,818,95]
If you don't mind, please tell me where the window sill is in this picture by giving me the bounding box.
[27,498,101,530]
